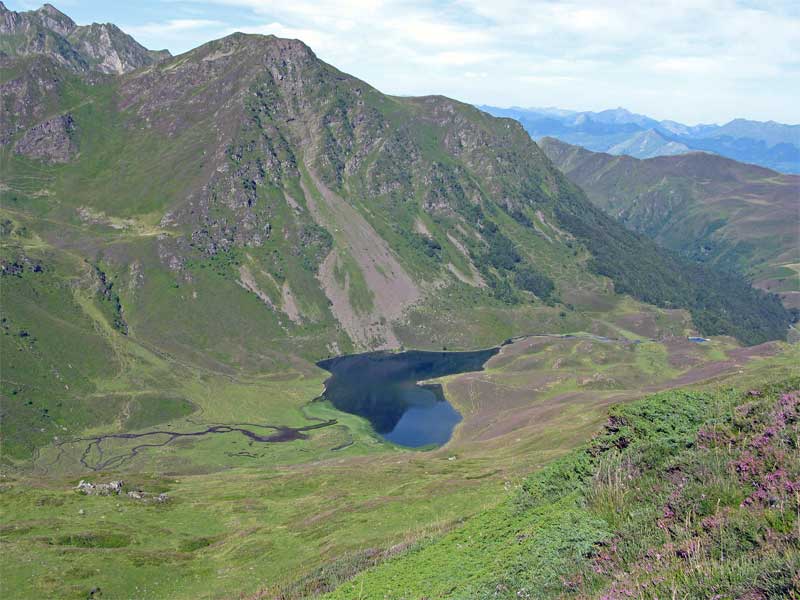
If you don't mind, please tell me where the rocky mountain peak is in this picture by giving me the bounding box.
[0,3,168,74]
[37,2,74,23]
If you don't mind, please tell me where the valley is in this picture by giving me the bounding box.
[540,137,800,308]
[3,286,796,597]
[1,3,798,599]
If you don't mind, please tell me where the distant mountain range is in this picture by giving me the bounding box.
[480,106,800,173]
[540,137,800,309]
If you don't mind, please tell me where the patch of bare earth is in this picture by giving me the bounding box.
[445,232,484,287]
[281,282,303,324]
[646,341,781,389]
[613,312,661,338]
[238,264,275,309]
[301,169,420,349]
[663,337,706,369]
[778,291,800,310]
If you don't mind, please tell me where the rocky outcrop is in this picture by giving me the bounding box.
[1,255,44,276]
[14,113,77,162]
[0,2,169,74]
[91,264,128,334]
[70,22,168,74]
[126,490,170,503]
[76,479,124,495]
[75,480,169,503]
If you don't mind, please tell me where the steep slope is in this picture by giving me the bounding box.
[480,105,800,173]
[2,29,788,342]
[0,17,791,460]
[541,137,800,307]
[325,379,800,599]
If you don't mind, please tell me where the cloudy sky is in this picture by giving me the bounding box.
[8,0,799,124]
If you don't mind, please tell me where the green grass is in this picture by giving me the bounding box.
[2,33,797,600]
[324,376,800,599]
[0,450,502,598]
[1,327,795,599]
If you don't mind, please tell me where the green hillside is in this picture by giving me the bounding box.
[1,29,790,461]
[1,5,797,599]
[540,137,800,309]
[325,378,800,599]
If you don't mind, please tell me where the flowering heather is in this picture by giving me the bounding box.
[730,391,800,509]
[578,384,800,599]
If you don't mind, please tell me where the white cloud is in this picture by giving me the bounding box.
[133,0,800,123]
[121,17,229,52]
[126,18,225,36]
[223,21,331,50]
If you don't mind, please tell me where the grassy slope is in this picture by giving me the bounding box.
[1,337,795,599]
[0,28,796,600]
[540,137,800,301]
[325,367,800,599]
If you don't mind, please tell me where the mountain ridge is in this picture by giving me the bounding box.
[1,9,789,349]
[480,104,800,173]
[540,136,800,309]
[0,1,170,74]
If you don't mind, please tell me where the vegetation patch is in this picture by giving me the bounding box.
[553,177,791,345]
[54,532,132,549]
[324,379,800,598]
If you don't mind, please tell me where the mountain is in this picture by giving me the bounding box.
[712,118,800,147]
[0,2,170,74]
[540,137,800,309]
[480,105,800,173]
[581,107,660,128]
[0,4,791,459]
[2,6,798,600]
[607,128,691,158]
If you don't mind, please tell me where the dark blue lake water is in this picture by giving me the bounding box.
[317,348,499,448]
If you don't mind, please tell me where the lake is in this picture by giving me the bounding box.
[317,348,499,448]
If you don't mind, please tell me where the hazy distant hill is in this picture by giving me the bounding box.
[480,105,800,173]
[608,129,691,158]
[540,137,800,308]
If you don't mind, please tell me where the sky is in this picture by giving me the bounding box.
[7,0,800,124]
